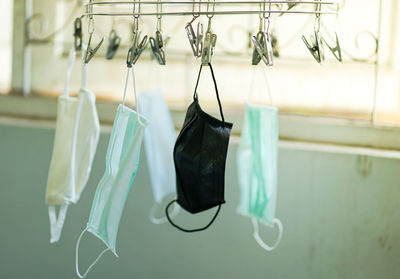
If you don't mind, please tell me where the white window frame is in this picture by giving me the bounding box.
[3,0,400,154]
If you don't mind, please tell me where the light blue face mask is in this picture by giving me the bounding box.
[237,68,283,251]
[137,89,179,224]
[75,66,148,278]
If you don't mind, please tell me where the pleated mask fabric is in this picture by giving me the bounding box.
[165,63,232,233]
[137,89,179,224]
[75,65,148,278]
[237,67,283,251]
[45,46,100,243]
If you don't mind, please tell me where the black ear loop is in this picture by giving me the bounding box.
[165,200,221,233]
[193,63,225,125]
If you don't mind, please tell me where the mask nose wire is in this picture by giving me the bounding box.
[251,218,283,251]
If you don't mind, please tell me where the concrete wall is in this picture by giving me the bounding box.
[0,123,399,279]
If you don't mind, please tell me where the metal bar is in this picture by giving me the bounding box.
[86,1,336,5]
[84,10,336,16]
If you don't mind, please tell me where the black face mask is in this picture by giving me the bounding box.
[165,63,233,232]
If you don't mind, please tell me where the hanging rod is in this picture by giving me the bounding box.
[84,10,336,16]
[85,1,336,6]
[84,0,337,16]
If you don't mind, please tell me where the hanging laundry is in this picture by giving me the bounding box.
[75,63,148,279]
[138,89,179,224]
[45,46,100,243]
[165,63,232,232]
[237,68,283,251]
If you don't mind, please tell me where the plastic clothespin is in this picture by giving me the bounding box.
[150,31,166,65]
[106,29,121,60]
[73,18,82,51]
[302,31,325,64]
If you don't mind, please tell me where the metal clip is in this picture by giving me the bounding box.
[323,32,342,62]
[252,32,274,67]
[127,32,148,67]
[302,31,325,64]
[201,18,217,65]
[150,31,166,65]
[185,18,203,58]
[84,33,104,64]
[252,31,263,65]
[106,29,121,60]
[201,32,217,65]
[73,18,82,51]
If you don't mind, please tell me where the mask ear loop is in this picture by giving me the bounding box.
[48,203,69,243]
[149,201,180,225]
[81,44,88,90]
[121,65,146,126]
[248,65,274,107]
[62,47,76,97]
[193,63,226,124]
[75,228,111,278]
[251,218,283,251]
[165,200,221,233]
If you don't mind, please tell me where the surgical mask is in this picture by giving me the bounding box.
[45,46,100,243]
[137,89,179,224]
[75,65,148,278]
[237,67,283,251]
[165,63,232,232]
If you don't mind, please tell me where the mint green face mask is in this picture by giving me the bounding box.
[76,66,148,278]
[237,103,283,251]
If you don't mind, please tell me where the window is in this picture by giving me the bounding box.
[3,0,400,150]
[0,0,13,93]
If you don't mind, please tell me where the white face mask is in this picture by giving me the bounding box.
[75,66,148,279]
[137,89,179,224]
[45,46,100,243]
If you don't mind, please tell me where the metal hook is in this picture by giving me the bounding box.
[106,29,121,60]
[201,17,217,65]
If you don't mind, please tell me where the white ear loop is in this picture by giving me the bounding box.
[81,44,88,90]
[251,218,283,251]
[149,200,180,225]
[48,203,69,243]
[248,65,274,107]
[121,66,146,126]
[75,228,110,278]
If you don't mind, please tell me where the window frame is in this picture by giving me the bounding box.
[4,0,400,153]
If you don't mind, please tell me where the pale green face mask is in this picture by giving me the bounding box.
[237,103,283,251]
[75,66,148,278]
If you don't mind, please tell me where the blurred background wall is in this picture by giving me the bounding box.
[0,122,399,279]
